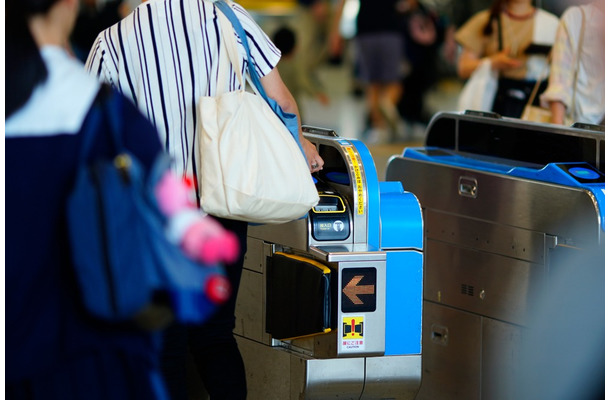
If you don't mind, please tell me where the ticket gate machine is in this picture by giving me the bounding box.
[234,127,424,400]
[385,112,605,400]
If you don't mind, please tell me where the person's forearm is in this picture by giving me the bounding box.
[260,68,302,126]
[457,47,522,79]
[457,56,485,79]
[259,67,324,172]
[329,0,346,56]
[550,101,566,125]
[330,0,346,36]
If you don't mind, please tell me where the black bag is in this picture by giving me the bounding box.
[493,77,547,118]
[491,14,548,118]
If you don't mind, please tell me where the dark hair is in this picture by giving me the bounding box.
[6,0,59,117]
[272,26,296,55]
[483,0,506,36]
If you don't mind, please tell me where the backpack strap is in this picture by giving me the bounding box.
[78,84,124,163]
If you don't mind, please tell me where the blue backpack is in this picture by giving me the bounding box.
[67,87,225,330]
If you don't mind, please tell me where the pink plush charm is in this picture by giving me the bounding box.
[155,171,195,215]
[154,171,240,265]
[182,219,240,265]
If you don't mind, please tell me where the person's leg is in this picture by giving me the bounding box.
[385,81,403,107]
[366,83,384,129]
[159,323,189,400]
[378,80,403,141]
[356,34,385,141]
[190,337,246,400]
[374,33,406,140]
[188,218,248,400]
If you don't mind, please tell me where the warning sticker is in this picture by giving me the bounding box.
[341,316,365,351]
[345,147,364,215]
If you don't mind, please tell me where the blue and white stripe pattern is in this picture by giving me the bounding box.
[86,0,281,176]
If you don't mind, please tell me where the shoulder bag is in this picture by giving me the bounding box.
[521,53,553,123]
[523,7,585,125]
[196,1,319,224]
[457,57,498,112]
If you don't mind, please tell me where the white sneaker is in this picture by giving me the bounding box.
[365,127,390,145]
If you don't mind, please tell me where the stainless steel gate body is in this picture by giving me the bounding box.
[385,112,605,400]
[234,128,425,399]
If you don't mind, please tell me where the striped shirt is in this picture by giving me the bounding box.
[86,0,281,176]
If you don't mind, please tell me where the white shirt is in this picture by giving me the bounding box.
[86,0,281,175]
[7,46,100,137]
[540,3,605,125]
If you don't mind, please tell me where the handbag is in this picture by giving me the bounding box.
[67,87,226,330]
[521,103,552,123]
[521,54,552,123]
[457,58,498,112]
[195,1,319,224]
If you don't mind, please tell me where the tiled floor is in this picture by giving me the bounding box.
[297,61,463,180]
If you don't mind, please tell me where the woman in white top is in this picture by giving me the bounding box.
[540,0,605,125]
[454,0,558,117]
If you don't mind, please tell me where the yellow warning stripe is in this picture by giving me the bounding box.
[345,147,364,215]
[280,328,333,341]
[275,252,331,274]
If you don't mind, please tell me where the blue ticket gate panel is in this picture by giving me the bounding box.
[234,127,424,399]
[385,112,604,400]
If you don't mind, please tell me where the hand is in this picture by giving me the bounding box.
[316,92,330,106]
[301,138,324,173]
[489,47,523,72]
[328,31,344,59]
[549,101,567,125]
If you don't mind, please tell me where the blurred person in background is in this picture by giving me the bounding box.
[6,0,171,398]
[539,0,604,125]
[272,25,330,122]
[290,0,333,73]
[397,0,445,127]
[440,0,491,70]
[516,246,604,400]
[71,0,128,61]
[455,0,559,118]
[330,0,407,144]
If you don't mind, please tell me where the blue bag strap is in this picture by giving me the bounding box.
[78,85,125,162]
[78,98,103,162]
[214,1,266,98]
[214,1,306,157]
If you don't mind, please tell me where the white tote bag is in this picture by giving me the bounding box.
[457,58,498,112]
[196,5,319,224]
